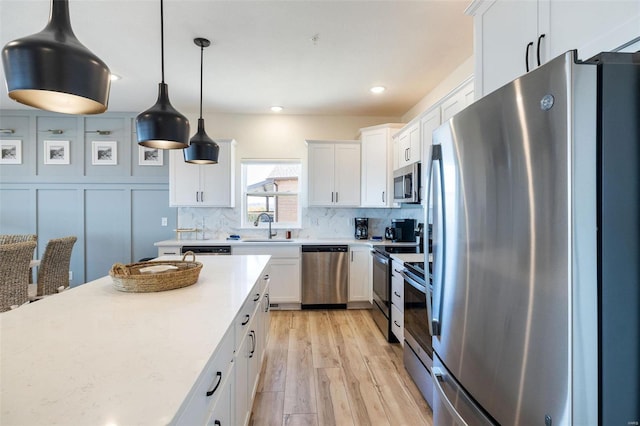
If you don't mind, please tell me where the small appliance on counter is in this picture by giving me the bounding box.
[354,217,369,240]
[384,218,416,242]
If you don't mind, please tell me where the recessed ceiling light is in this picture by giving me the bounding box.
[110,73,121,81]
[270,106,283,112]
[370,86,385,94]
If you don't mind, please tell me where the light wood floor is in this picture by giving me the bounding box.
[249,309,434,426]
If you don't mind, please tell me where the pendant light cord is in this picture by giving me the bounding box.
[160,0,165,84]
[199,44,204,119]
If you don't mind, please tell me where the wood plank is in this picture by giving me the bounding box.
[309,310,341,368]
[258,311,290,392]
[283,413,318,426]
[315,367,355,426]
[249,391,283,426]
[283,326,317,414]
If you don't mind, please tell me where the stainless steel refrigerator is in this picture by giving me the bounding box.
[425,50,639,425]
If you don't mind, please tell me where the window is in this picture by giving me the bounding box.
[241,160,302,229]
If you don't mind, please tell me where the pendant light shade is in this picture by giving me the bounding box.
[135,0,189,149]
[184,37,219,164]
[1,0,111,115]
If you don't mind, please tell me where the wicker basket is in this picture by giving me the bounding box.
[109,252,202,293]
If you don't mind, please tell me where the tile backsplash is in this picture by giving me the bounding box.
[176,205,424,240]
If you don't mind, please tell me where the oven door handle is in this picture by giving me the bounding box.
[399,270,425,292]
[371,251,389,266]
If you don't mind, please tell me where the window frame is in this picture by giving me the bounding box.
[240,159,302,230]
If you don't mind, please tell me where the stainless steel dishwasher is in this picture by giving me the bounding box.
[301,245,348,309]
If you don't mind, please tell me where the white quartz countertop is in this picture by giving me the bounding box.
[155,238,419,247]
[0,255,271,426]
[390,252,426,263]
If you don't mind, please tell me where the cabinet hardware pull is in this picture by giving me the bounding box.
[407,147,411,161]
[335,192,338,203]
[249,331,256,358]
[0,129,15,134]
[46,129,64,134]
[394,320,400,327]
[263,274,269,280]
[265,293,270,312]
[394,291,401,297]
[200,191,204,202]
[214,421,221,426]
[196,191,199,202]
[241,314,250,326]
[331,192,334,202]
[525,41,534,72]
[351,251,354,262]
[205,371,222,397]
[253,293,260,302]
[536,34,545,66]
[86,130,112,135]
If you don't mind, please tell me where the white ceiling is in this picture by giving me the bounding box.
[0,0,473,116]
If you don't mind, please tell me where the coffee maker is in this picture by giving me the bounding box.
[354,218,369,240]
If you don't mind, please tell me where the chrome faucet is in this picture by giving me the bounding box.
[254,212,277,239]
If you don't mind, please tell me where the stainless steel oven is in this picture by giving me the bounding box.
[370,245,419,343]
[371,248,394,342]
[402,261,434,408]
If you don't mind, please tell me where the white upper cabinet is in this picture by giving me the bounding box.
[169,139,235,207]
[394,122,421,169]
[307,140,361,207]
[468,0,640,98]
[359,124,403,208]
[440,80,475,123]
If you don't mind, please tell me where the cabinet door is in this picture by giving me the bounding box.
[420,109,441,199]
[476,0,538,96]
[268,258,301,303]
[547,0,640,61]
[360,129,389,207]
[206,375,233,426]
[334,143,361,206]
[407,124,421,164]
[170,150,201,206]
[200,140,234,207]
[348,247,371,302]
[308,143,335,206]
[235,331,251,426]
[397,130,410,167]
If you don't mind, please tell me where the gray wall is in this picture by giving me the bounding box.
[0,110,177,284]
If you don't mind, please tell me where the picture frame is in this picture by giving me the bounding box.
[0,139,22,164]
[138,145,163,166]
[92,141,117,165]
[43,140,70,165]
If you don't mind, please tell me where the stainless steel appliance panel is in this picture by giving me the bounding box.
[301,245,348,307]
[431,53,579,425]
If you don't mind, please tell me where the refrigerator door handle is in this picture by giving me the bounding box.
[431,144,445,336]
[432,367,469,426]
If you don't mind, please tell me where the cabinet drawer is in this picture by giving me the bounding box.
[391,280,403,310]
[158,246,180,256]
[175,327,234,425]
[391,304,404,345]
[232,245,300,258]
[206,371,233,426]
[235,284,261,347]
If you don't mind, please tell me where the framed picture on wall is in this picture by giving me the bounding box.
[92,141,117,165]
[138,145,163,166]
[43,140,70,165]
[0,139,21,164]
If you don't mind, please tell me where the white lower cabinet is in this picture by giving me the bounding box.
[232,245,300,306]
[390,259,404,345]
[348,245,371,302]
[206,372,233,426]
[175,269,270,426]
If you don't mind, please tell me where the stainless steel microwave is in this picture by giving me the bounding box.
[393,162,420,203]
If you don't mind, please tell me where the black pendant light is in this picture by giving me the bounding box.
[184,37,219,164]
[1,0,111,115]
[135,0,189,149]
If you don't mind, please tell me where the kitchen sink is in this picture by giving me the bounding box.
[241,239,296,243]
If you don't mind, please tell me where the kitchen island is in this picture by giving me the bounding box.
[0,254,271,425]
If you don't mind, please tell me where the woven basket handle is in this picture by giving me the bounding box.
[111,263,130,276]
[182,251,196,262]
